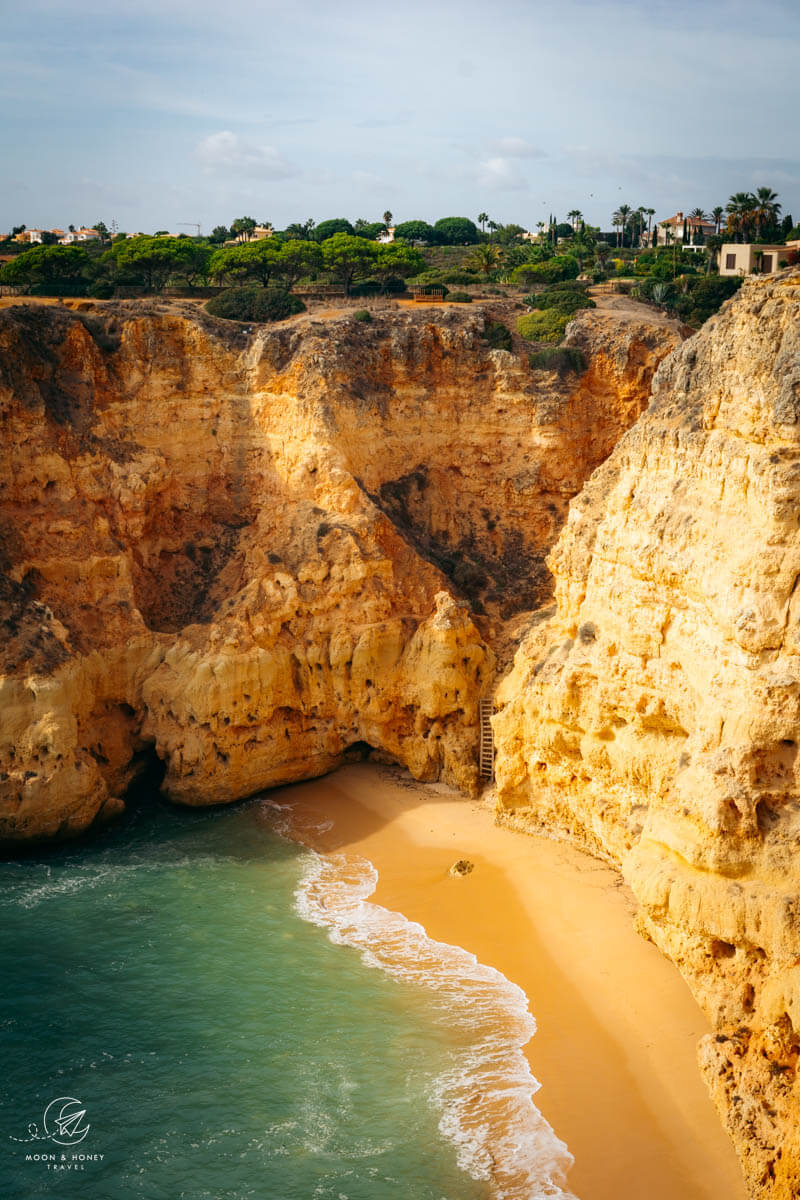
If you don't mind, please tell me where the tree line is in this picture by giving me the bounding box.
[0,232,427,297]
[208,214,482,246]
[3,189,796,300]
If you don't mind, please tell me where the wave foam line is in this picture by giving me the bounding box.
[294,850,577,1200]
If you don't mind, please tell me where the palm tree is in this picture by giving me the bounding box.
[752,187,781,239]
[613,206,633,248]
[595,243,611,269]
[631,206,647,249]
[705,234,723,275]
[467,243,504,275]
[688,207,707,246]
[616,203,632,247]
[711,206,725,234]
[567,209,583,232]
[477,211,489,234]
[383,210,393,228]
[570,238,592,275]
[726,192,757,243]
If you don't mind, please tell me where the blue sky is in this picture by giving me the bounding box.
[3,0,799,235]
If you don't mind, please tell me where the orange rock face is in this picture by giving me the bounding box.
[495,271,800,1198]
[0,299,676,843]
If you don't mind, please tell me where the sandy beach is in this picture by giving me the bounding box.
[272,761,746,1200]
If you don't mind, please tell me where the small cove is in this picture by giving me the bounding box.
[1,788,496,1199]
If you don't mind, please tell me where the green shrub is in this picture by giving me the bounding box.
[349,279,381,297]
[524,288,595,315]
[352,309,372,322]
[205,285,305,322]
[591,270,608,283]
[516,309,571,342]
[669,275,742,326]
[511,255,580,287]
[447,291,473,302]
[442,269,480,285]
[409,269,447,285]
[434,216,479,245]
[350,275,407,296]
[529,346,588,375]
[545,279,590,293]
[485,321,513,351]
[29,282,89,297]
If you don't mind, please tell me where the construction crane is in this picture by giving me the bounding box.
[178,223,202,237]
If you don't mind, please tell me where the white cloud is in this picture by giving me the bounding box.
[492,136,544,159]
[195,131,298,180]
[476,157,529,190]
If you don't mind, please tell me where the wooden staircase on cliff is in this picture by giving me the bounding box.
[478,698,494,781]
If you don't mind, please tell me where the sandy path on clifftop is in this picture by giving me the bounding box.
[273,762,745,1200]
[589,287,685,328]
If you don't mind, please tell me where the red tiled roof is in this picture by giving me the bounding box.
[661,214,715,227]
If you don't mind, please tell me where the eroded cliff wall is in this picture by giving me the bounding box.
[0,298,675,844]
[494,271,800,1198]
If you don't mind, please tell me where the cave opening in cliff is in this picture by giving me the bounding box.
[120,746,168,817]
[341,740,396,765]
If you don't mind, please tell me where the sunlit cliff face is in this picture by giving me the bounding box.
[494,270,800,1199]
[0,298,676,844]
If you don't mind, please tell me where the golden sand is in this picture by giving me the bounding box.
[275,762,746,1200]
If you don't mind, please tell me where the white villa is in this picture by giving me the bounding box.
[13,227,101,245]
[653,211,717,248]
[60,228,101,244]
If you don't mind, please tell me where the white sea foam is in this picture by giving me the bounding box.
[3,852,228,910]
[293,850,577,1200]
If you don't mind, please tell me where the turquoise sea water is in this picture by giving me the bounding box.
[0,788,573,1200]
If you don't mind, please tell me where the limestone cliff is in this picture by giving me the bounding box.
[0,298,674,844]
[494,270,800,1198]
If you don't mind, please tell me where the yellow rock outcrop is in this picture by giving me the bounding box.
[0,299,675,844]
[495,270,800,1198]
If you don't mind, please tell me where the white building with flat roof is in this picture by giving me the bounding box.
[718,244,793,276]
